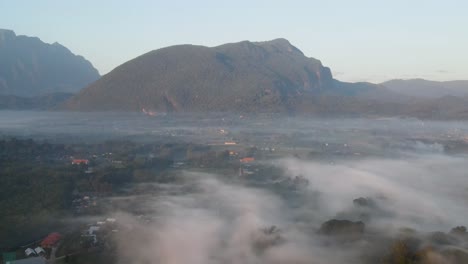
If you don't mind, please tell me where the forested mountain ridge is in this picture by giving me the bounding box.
[63,38,468,119]
[64,39,388,112]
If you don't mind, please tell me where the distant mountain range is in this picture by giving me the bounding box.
[0,29,100,97]
[64,39,468,119]
[381,79,468,98]
[0,30,466,119]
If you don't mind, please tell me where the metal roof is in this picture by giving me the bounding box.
[7,257,46,264]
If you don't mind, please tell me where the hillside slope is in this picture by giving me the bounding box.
[65,39,387,112]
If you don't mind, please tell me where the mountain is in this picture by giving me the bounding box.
[64,39,391,112]
[64,39,468,119]
[403,95,468,119]
[381,79,468,98]
[0,29,100,97]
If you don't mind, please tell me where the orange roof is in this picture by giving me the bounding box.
[240,157,255,163]
[72,159,89,165]
[41,232,61,247]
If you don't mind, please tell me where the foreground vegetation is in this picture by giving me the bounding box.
[1,137,468,264]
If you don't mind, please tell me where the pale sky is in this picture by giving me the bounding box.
[1,0,467,83]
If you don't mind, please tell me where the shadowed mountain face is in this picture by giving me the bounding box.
[65,39,389,112]
[0,29,100,97]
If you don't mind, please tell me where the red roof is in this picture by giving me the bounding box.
[72,159,89,165]
[240,157,255,163]
[41,232,61,248]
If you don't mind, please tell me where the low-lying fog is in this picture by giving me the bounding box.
[111,154,468,264]
[1,111,468,263]
[1,111,467,145]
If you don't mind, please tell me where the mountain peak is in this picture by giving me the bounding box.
[268,38,291,45]
[0,29,16,42]
[0,30,100,97]
[65,39,336,111]
[255,38,304,55]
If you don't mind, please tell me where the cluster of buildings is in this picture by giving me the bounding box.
[70,153,126,171]
[2,233,61,264]
[23,248,45,258]
[1,217,121,263]
[81,218,118,247]
[72,195,99,214]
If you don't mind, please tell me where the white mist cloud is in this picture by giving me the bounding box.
[279,154,468,232]
[109,153,468,264]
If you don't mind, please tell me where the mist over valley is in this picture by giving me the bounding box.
[1,112,468,263]
[1,2,468,263]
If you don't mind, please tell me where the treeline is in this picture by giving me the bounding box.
[0,162,78,248]
[0,138,69,162]
[0,138,245,248]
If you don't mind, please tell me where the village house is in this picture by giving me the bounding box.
[71,159,89,165]
[24,247,45,257]
[88,226,100,235]
[40,232,61,248]
[240,157,255,163]
[33,247,45,256]
[24,248,35,257]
